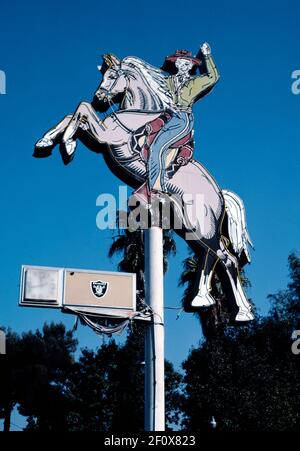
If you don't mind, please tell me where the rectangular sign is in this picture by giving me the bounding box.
[64,269,135,310]
[19,266,136,317]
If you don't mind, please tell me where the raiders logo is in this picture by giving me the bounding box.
[90,280,109,298]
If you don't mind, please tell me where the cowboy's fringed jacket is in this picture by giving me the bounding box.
[166,55,220,111]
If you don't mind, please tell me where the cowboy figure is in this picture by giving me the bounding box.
[133,42,220,204]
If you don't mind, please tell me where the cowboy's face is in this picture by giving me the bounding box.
[175,58,193,75]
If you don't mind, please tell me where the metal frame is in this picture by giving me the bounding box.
[19,265,137,317]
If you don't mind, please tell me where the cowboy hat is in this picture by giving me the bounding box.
[161,49,202,74]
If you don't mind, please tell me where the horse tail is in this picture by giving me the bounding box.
[222,189,254,267]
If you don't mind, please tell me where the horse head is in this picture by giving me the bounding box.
[94,54,127,106]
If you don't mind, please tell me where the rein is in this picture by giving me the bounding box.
[108,98,134,134]
[105,73,145,163]
[101,71,135,134]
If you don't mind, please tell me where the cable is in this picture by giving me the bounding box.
[65,307,153,336]
[151,320,156,431]
[79,314,130,336]
[65,307,131,336]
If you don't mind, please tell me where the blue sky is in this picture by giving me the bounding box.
[0,0,299,379]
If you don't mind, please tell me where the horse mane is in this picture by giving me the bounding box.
[122,56,175,111]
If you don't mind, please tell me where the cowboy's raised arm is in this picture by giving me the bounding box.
[188,43,220,99]
[200,43,220,84]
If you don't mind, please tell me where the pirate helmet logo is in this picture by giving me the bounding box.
[90,280,109,298]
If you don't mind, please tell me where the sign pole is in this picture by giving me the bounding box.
[144,226,165,431]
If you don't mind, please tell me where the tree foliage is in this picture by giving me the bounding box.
[181,253,300,431]
[0,323,77,431]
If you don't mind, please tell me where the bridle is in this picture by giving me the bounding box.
[99,68,126,99]
[99,68,134,134]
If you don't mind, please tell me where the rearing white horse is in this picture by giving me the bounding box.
[34,53,254,322]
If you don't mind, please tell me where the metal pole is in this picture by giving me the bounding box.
[144,226,165,431]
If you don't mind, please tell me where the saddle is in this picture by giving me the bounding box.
[132,112,194,167]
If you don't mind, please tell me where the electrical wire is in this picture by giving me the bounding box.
[79,314,130,336]
[65,307,153,336]
[65,300,183,338]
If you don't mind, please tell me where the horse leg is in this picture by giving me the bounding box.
[170,189,222,308]
[191,247,218,307]
[176,201,253,321]
[172,199,221,308]
[60,101,122,165]
[216,240,254,321]
[34,114,73,157]
[188,236,253,321]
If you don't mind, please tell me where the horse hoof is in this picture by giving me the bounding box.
[235,311,254,322]
[33,137,55,158]
[33,146,53,158]
[64,139,77,155]
[59,139,76,165]
[36,137,54,148]
[191,293,215,308]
